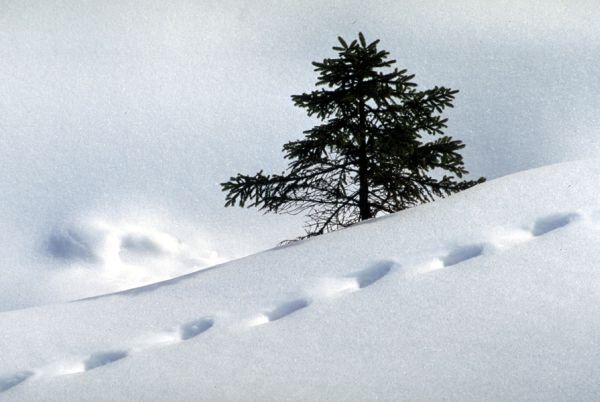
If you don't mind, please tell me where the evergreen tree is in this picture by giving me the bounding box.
[222,33,485,240]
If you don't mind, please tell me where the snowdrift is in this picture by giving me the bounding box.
[2,159,600,401]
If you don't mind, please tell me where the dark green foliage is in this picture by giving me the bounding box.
[222,33,485,241]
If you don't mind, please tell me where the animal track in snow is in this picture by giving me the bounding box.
[250,263,394,327]
[179,318,214,341]
[251,298,311,326]
[51,350,130,376]
[349,261,394,289]
[420,212,581,273]
[0,371,34,393]
[83,351,129,372]
[442,244,485,267]
[268,299,310,321]
[10,209,587,394]
[28,318,214,387]
[531,213,579,237]
[416,244,485,274]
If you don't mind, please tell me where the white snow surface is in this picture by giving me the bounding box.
[2,159,600,401]
[2,0,600,310]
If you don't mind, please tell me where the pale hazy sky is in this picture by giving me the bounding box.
[1,0,599,281]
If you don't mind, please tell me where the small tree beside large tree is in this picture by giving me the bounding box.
[222,33,485,241]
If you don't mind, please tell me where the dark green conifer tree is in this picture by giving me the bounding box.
[222,33,485,240]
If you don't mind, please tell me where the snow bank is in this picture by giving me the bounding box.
[45,219,223,289]
[0,213,225,312]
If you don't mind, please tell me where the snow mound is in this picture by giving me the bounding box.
[44,219,224,293]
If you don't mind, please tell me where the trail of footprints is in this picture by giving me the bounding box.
[0,317,218,393]
[0,212,581,394]
[422,212,581,271]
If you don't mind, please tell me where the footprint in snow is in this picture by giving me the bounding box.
[348,261,395,289]
[442,243,485,267]
[268,299,310,321]
[420,244,485,274]
[0,371,34,393]
[251,298,311,326]
[179,318,214,341]
[423,213,579,271]
[531,213,579,237]
[312,261,396,298]
[83,350,129,372]
[136,318,215,349]
[250,261,395,327]
[32,352,127,377]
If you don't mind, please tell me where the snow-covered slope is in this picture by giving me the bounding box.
[2,159,600,401]
[3,0,600,311]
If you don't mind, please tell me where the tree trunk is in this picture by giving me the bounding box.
[358,99,371,220]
